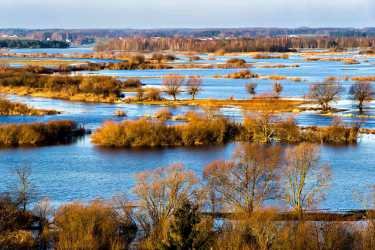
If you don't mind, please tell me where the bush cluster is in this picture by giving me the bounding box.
[0,120,85,146]
[0,70,123,98]
[92,114,235,147]
[92,113,359,148]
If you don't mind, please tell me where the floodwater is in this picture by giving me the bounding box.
[0,48,375,210]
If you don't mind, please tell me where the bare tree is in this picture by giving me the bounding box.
[349,81,374,113]
[246,83,257,99]
[186,76,202,100]
[282,143,331,218]
[273,81,283,98]
[33,197,54,248]
[163,75,185,101]
[204,144,282,213]
[309,82,343,111]
[133,163,198,234]
[12,166,37,211]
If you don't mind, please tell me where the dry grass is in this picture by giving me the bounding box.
[351,76,375,81]
[0,58,87,66]
[252,54,289,59]
[0,86,118,103]
[299,51,352,57]
[261,75,287,80]
[130,98,308,113]
[305,57,360,64]
[257,64,300,68]
[225,70,258,79]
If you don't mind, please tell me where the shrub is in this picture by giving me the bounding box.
[92,119,180,147]
[0,120,84,146]
[274,117,300,143]
[0,194,36,249]
[92,115,234,148]
[318,118,359,144]
[54,200,137,250]
[226,70,258,79]
[123,78,142,88]
[145,88,162,101]
[154,108,172,121]
[224,58,247,68]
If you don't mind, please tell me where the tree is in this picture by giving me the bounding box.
[163,75,184,101]
[204,144,282,213]
[282,143,331,218]
[33,197,54,250]
[133,164,198,236]
[246,83,257,99]
[349,81,374,113]
[309,82,343,111]
[12,166,36,212]
[161,198,213,250]
[273,81,283,98]
[136,87,145,101]
[186,76,202,100]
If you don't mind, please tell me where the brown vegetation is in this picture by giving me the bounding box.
[55,200,137,250]
[4,148,375,250]
[92,112,359,148]
[226,70,258,79]
[0,67,124,103]
[253,54,289,59]
[352,76,375,82]
[0,120,85,147]
[0,98,59,116]
[91,114,235,148]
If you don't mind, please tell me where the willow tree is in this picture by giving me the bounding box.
[163,75,185,101]
[186,76,202,100]
[283,143,331,218]
[204,144,282,214]
[349,81,374,113]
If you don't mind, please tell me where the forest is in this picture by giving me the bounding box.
[0,39,69,49]
[96,36,375,52]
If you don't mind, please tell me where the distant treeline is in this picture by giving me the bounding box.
[0,39,69,49]
[2,27,375,44]
[96,36,375,52]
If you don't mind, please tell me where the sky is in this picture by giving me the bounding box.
[1,0,375,29]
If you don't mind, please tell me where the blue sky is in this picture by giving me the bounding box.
[2,0,374,28]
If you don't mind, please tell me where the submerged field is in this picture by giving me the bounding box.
[0,47,375,211]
